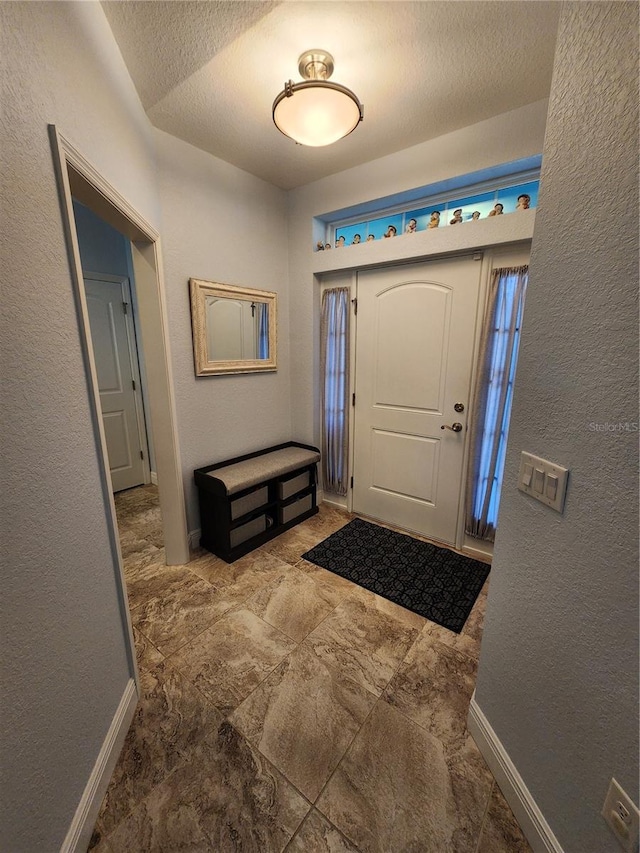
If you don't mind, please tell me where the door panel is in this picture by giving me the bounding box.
[371,430,439,503]
[89,300,123,392]
[102,411,135,472]
[85,278,145,492]
[353,256,481,545]
[374,283,449,411]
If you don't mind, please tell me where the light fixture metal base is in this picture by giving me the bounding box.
[298,50,334,81]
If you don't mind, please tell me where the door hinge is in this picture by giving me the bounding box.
[350,476,354,489]
[139,450,144,460]
[352,392,356,407]
[122,301,128,314]
[352,297,357,315]
[131,379,136,391]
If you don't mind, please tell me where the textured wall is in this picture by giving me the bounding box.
[154,130,292,533]
[474,3,639,851]
[287,100,550,446]
[0,3,160,850]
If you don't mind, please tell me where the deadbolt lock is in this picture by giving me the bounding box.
[454,402,465,413]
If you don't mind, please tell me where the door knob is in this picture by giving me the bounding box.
[454,402,465,413]
[441,422,463,432]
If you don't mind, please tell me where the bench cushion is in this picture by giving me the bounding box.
[206,447,320,495]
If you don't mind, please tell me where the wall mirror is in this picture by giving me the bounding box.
[189,278,277,375]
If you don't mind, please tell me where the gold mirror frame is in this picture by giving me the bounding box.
[189,278,277,376]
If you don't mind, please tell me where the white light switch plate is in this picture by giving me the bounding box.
[517,451,568,512]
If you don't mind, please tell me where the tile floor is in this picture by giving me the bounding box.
[89,484,532,853]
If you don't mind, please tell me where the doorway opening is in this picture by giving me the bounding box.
[75,201,153,494]
[49,125,190,586]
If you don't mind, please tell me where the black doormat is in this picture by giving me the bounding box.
[302,518,490,633]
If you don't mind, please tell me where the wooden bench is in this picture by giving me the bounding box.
[194,442,320,563]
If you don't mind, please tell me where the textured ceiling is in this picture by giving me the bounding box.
[102,1,560,190]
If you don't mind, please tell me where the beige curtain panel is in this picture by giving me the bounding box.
[320,287,350,496]
[465,265,529,542]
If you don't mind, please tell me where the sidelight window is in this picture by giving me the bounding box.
[465,265,529,542]
[320,287,350,496]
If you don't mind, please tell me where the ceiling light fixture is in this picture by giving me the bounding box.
[272,50,364,147]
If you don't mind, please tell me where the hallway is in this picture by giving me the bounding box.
[89,487,531,852]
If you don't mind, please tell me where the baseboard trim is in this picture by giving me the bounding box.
[462,544,492,564]
[60,679,138,853]
[188,528,201,550]
[468,695,564,853]
[320,494,349,511]
[150,471,158,485]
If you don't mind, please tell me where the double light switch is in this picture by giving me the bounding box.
[518,451,568,512]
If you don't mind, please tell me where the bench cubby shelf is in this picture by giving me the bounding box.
[194,441,320,563]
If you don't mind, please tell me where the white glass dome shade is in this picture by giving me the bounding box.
[272,51,364,147]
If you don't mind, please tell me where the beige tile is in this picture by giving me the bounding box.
[297,505,353,538]
[142,527,164,549]
[119,505,162,533]
[118,531,163,562]
[348,585,427,632]
[447,733,496,851]
[231,643,376,802]
[245,567,340,642]
[189,549,290,602]
[477,783,533,853]
[189,544,212,560]
[114,483,158,512]
[120,523,163,550]
[124,561,193,611]
[108,722,310,853]
[168,608,297,714]
[316,501,353,521]
[217,549,292,588]
[87,823,111,852]
[305,595,420,697]
[108,772,211,852]
[260,526,322,565]
[108,485,497,852]
[115,506,157,531]
[383,635,476,749]
[316,701,491,853]
[295,559,358,603]
[132,626,164,671]
[422,590,487,661]
[131,575,236,655]
[187,550,231,584]
[120,539,164,569]
[286,809,361,853]
[98,663,224,835]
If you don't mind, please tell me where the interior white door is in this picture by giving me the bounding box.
[85,277,146,492]
[353,256,482,544]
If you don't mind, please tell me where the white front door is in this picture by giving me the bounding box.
[353,256,482,545]
[85,277,146,492]
[206,297,257,360]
